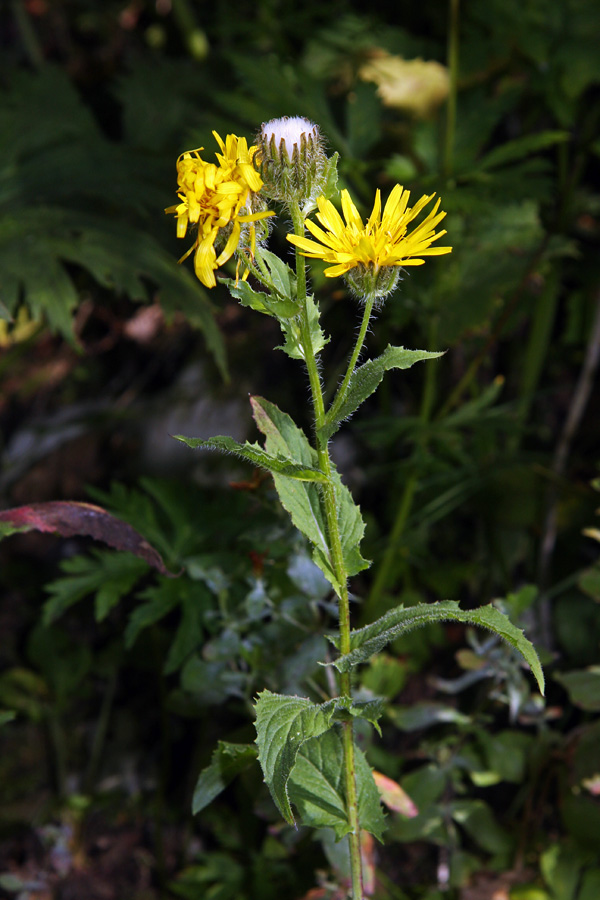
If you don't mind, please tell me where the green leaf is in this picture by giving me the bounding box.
[277,293,329,360]
[387,702,471,732]
[257,248,298,304]
[0,710,16,727]
[163,580,212,675]
[579,563,600,601]
[174,433,328,483]
[329,600,544,694]
[0,521,28,539]
[330,695,385,734]
[476,130,570,172]
[321,346,444,443]
[254,690,337,825]
[43,551,149,625]
[287,727,386,841]
[579,869,600,900]
[124,580,181,649]
[221,277,299,319]
[450,799,513,855]
[251,397,368,593]
[554,667,600,711]
[192,742,258,815]
[303,151,339,213]
[541,843,582,900]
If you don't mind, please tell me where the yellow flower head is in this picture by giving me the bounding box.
[287,186,451,297]
[165,131,273,288]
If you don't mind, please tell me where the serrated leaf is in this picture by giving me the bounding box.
[334,697,385,735]
[287,726,386,841]
[44,551,149,625]
[277,293,328,360]
[192,742,258,815]
[329,600,544,694]
[251,397,368,593]
[221,276,299,319]
[174,433,328,483]
[254,690,337,825]
[321,346,444,443]
[258,248,298,304]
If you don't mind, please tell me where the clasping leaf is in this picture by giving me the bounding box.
[328,600,544,695]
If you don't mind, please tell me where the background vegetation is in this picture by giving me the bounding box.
[0,0,599,897]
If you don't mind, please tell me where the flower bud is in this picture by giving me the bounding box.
[343,264,402,303]
[258,116,331,208]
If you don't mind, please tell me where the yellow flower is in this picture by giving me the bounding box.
[165,132,273,288]
[287,186,451,293]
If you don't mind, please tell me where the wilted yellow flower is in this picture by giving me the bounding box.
[287,185,451,297]
[359,52,449,118]
[166,132,273,288]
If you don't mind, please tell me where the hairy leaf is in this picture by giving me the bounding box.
[321,346,444,443]
[333,696,385,735]
[192,742,258,815]
[254,690,337,825]
[251,397,368,593]
[277,294,328,360]
[174,433,328,482]
[287,727,386,841]
[258,249,298,303]
[329,600,544,694]
[221,277,299,319]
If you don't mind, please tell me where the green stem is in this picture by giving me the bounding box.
[327,294,376,426]
[443,0,460,178]
[290,202,364,900]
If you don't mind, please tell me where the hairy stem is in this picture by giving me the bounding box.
[290,202,364,900]
[327,293,376,428]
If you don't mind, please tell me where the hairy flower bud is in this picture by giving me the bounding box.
[258,116,331,209]
[343,264,402,302]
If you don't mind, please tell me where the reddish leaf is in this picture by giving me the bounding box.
[0,501,173,576]
[372,770,419,817]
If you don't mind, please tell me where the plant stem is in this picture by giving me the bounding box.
[290,202,364,900]
[327,294,376,427]
[443,0,460,178]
